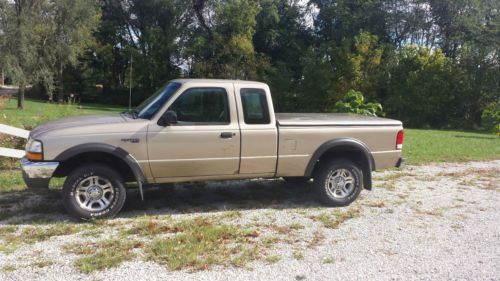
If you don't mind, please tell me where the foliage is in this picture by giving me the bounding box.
[0,0,54,108]
[47,0,100,100]
[383,46,460,128]
[332,90,384,117]
[0,0,498,128]
[481,102,500,136]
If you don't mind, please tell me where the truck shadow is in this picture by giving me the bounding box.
[0,179,320,224]
[121,179,318,216]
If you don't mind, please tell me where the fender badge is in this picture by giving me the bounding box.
[121,138,140,143]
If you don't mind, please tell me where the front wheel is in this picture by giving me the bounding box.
[62,164,126,220]
[313,159,362,207]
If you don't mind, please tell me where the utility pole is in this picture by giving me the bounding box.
[129,54,132,111]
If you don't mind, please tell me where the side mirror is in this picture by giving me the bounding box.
[157,110,178,126]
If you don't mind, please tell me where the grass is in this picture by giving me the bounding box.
[311,207,362,229]
[264,255,280,264]
[0,224,82,253]
[145,217,261,271]
[403,129,500,165]
[1,98,123,129]
[65,239,143,273]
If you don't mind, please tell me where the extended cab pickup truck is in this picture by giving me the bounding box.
[21,79,404,219]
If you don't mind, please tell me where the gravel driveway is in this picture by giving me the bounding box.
[1,160,499,281]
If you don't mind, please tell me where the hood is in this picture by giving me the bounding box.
[30,114,129,138]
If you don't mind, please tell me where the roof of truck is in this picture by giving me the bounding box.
[171,78,268,86]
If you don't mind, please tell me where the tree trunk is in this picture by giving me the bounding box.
[17,84,25,110]
[0,69,4,87]
[58,60,64,102]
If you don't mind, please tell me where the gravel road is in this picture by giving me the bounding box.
[1,160,499,281]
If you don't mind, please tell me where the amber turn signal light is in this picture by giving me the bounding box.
[26,151,43,161]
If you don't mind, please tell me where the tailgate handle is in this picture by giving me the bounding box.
[220,132,234,139]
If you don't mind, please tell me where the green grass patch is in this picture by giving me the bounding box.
[146,217,260,271]
[0,224,82,253]
[403,129,500,165]
[0,171,25,192]
[1,98,123,129]
[66,239,143,273]
[311,207,361,229]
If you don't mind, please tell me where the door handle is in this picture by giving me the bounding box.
[220,132,234,139]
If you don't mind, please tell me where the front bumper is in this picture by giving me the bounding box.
[20,157,59,189]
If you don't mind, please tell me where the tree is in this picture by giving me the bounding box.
[186,0,265,79]
[253,0,312,112]
[0,0,53,109]
[47,0,100,101]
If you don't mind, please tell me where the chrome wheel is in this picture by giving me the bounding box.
[75,176,115,212]
[325,168,355,199]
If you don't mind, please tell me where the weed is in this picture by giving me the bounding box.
[67,239,143,273]
[289,223,305,230]
[311,207,361,229]
[365,201,385,208]
[292,250,304,260]
[308,230,325,247]
[2,265,15,272]
[265,255,280,264]
[31,259,55,268]
[146,218,260,271]
[323,257,335,264]
[0,224,81,253]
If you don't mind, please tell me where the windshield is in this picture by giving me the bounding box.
[135,82,181,119]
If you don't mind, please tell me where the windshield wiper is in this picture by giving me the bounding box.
[122,109,139,119]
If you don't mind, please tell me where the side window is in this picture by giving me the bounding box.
[169,88,230,125]
[240,88,271,124]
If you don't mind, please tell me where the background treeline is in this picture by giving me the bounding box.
[0,0,498,129]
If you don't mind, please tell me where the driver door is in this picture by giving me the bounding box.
[147,85,241,180]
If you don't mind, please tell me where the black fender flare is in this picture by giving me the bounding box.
[304,138,375,190]
[54,143,147,184]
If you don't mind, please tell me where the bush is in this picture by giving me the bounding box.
[332,90,384,117]
[481,102,500,136]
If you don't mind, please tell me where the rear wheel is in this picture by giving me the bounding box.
[313,158,362,206]
[62,164,126,220]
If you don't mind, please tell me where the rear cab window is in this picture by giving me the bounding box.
[240,88,271,125]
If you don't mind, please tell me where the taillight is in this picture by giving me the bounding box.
[396,130,404,150]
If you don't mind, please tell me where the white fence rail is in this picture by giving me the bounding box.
[0,124,29,158]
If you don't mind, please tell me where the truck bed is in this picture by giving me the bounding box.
[276,113,402,127]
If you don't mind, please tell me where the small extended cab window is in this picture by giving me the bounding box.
[169,87,230,125]
[240,88,270,124]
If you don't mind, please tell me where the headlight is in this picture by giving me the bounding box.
[26,139,43,160]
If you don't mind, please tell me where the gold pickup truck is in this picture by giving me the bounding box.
[21,79,404,219]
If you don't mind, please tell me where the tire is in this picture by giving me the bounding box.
[313,158,362,207]
[62,164,126,220]
[283,177,311,186]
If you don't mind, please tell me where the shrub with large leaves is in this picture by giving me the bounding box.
[481,102,500,137]
[332,90,384,117]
